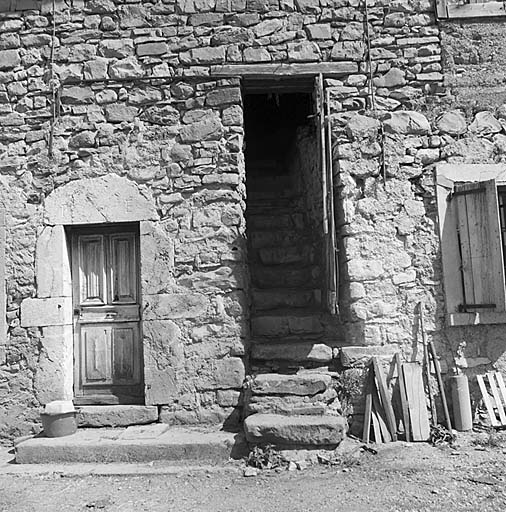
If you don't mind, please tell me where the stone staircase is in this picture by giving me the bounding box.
[244,177,347,447]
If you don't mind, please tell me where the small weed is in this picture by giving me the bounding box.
[246,444,287,470]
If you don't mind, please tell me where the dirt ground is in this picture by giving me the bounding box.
[0,432,505,512]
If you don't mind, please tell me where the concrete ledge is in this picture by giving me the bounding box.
[15,426,247,464]
[77,405,159,427]
[244,413,347,446]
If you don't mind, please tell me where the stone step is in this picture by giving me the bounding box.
[248,230,312,250]
[247,213,304,231]
[77,405,158,428]
[244,413,347,447]
[251,265,319,289]
[250,372,332,396]
[251,288,319,311]
[250,342,333,363]
[15,425,247,464]
[256,245,313,265]
[251,312,324,337]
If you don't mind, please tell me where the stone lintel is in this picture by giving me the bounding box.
[210,62,358,78]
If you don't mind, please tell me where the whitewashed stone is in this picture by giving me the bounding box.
[35,225,72,298]
[384,111,431,135]
[469,111,502,135]
[143,320,182,405]
[21,297,72,327]
[436,110,467,135]
[347,259,384,281]
[143,293,209,319]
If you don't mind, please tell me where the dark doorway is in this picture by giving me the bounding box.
[243,86,330,370]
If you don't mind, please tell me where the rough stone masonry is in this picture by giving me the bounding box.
[0,0,506,444]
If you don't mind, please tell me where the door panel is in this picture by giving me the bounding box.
[79,235,105,305]
[110,234,137,304]
[73,224,143,405]
[82,325,111,384]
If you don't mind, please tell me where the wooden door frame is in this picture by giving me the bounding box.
[69,222,144,405]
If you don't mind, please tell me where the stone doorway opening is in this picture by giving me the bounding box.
[243,81,332,372]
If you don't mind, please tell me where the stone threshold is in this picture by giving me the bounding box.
[15,425,248,464]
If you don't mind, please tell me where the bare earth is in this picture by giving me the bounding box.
[0,433,505,512]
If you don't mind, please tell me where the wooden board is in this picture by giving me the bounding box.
[496,372,506,412]
[362,367,373,444]
[396,354,411,442]
[402,362,430,442]
[371,407,381,443]
[372,384,391,443]
[372,357,398,441]
[477,374,500,427]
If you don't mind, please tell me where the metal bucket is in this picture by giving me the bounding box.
[40,411,77,438]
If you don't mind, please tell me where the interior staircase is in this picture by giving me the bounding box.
[244,174,346,448]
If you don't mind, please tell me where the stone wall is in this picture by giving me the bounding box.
[0,0,478,441]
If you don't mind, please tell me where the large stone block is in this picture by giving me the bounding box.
[0,49,20,70]
[44,174,157,225]
[198,357,245,390]
[143,320,182,405]
[77,405,158,427]
[384,111,430,135]
[340,345,397,368]
[251,373,331,396]
[244,414,346,446]
[143,293,209,320]
[35,225,72,298]
[21,297,72,327]
[140,221,174,295]
[251,343,333,363]
[33,325,73,404]
[179,115,223,142]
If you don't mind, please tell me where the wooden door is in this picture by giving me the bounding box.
[72,224,143,404]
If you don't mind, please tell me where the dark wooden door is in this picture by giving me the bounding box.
[72,224,143,404]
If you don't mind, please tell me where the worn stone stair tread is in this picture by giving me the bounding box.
[15,426,247,464]
[250,341,333,362]
[244,413,347,446]
[77,405,158,428]
[251,288,319,310]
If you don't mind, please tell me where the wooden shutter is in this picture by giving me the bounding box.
[453,179,506,312]
[315,74,339,314]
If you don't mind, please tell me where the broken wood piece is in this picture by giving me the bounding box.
[371,407,382,443]
[372,382,391,443]
[428,341,452,431]
[372,357,398,441]
[418,301,437,426]
[477,373,506,428]
[402,362,430,441]
[487,372,506,425]
[495,372,506,415]
[395,353,411,442]
[477,374,500,427]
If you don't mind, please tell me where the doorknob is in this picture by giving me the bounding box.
[73,307,81,316]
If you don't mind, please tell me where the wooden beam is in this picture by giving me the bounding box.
[396,353,411,442]
[210,62,359,78]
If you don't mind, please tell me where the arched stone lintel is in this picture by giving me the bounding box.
[43,174,158,226]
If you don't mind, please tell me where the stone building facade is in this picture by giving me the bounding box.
[1,0,506,443]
